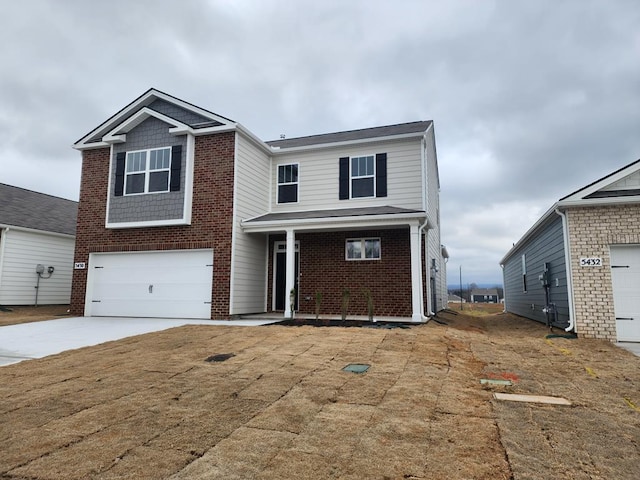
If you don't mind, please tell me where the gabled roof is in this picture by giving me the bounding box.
[501,157,640,265]
[559,158,640,205]
[266,121,433,149]
[74,88,237,150]
[0,184,78,236]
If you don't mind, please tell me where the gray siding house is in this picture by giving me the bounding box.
[470,288,500,304]
[501,159,640,342]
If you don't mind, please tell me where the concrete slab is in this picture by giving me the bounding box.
[616,342,640,357]
[0,316,277,367]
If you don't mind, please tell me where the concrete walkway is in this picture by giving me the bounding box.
[0,316,277,366]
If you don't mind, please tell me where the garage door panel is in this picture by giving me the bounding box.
[89,250,213,319]
[610,246,640,342]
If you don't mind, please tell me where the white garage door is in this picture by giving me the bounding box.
[610,245,640,342]
[88,250,213,319]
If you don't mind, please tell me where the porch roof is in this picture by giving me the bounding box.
[241,206,427,233]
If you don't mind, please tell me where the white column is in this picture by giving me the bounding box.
[284,228,295,318]
[410,223,424,322]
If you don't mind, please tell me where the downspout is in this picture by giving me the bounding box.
[555,208,576,332]
[419,220,430,321]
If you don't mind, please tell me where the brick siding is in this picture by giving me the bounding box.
[567,204,640,340]
[266,229,414,317]
[70,132,235,319]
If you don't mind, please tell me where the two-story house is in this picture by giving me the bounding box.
[71,89,447,322]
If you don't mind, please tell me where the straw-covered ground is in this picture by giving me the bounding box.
[0,305,638,479]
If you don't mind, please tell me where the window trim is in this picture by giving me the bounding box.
[521,254,527,292]
[277,163,299,204]
[350,155,376,199]
[345,237,381,261]
[124,147,172,196]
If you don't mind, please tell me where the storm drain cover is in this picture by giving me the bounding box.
[205,353,235,363]
[343,363,370,374]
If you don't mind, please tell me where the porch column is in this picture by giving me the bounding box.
[410,223,424,322]
[284,228,296,318]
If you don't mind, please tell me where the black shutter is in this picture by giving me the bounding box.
[339,157,349,200]
[376,153,387,198]
[170,145,182,192]
[114,152,126,197]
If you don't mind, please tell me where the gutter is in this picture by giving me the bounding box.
[555,208,576,333]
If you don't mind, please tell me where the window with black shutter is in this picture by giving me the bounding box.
[338,153,388,199]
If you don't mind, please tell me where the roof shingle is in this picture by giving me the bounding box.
[0,184,78,236]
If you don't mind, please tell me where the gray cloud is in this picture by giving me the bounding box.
[1,0,639,285]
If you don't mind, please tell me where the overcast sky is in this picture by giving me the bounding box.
[2,0,639,285]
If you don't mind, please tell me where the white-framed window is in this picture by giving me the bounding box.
[521,254,527,292]
[277,163,298,203]
[346,237,381,260]
[125,147,171,195]
[351,155,375,198]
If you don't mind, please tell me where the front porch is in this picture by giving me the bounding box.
[241,206,439,322]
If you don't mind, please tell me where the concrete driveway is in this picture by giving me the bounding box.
[0,316,276,366]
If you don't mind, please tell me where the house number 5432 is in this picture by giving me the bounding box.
[579,257,602,267]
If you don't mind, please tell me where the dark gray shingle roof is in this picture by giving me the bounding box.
[0,184,78,236]
[266,121,433,149]
[245,206,425,223]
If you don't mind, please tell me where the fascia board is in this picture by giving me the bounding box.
[557,196,640,208]
[0,223,75,239]
[499,203,559,265]
[74,88,235,149]
[268,131,426,155]
[241,212,426,233]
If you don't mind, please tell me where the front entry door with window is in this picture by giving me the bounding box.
[274,241,299,311]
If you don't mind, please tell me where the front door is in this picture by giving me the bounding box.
[274,241,299,311]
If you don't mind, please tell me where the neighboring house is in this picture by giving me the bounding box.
[448,293,465,304]
[500,159,640,342]
[71,88,447,322]
[470,288,499,303]
[0,184,77,305]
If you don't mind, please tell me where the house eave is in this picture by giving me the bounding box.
[268,131,427,155]
[241,212,427,233]
[0,223,75,239]
[499,203,559,265]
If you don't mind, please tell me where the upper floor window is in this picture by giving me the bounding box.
[125,147,171,195]
[114,145,182,198]
[346,237,381,260]
[278,163,298,203]
[351,155,375,198]
[339,153,387,200]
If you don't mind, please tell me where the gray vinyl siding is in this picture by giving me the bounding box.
[0,228,74,305]
[231,133,270,315]
[147,99,212,126]
[502,216,570,328]
[108,117,187,224]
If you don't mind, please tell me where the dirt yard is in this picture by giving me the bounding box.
[0,307,638,479]
[0,305,71,327]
